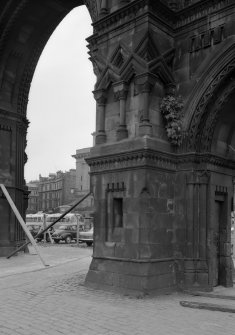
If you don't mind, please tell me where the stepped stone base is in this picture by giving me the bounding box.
[85,257,177,295]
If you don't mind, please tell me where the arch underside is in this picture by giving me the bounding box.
[185,57,235,158]
[0,0,86,118]
[194,73,235,157]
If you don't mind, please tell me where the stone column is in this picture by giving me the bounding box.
[93,89,107,145]
[198,171,210,260]
[233,177,235,212]
[185,171,210,287]
[0,113,28,256]
[113,82,128,141]
[135,74,156,137]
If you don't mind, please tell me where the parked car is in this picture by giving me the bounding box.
[79,225,94,246]
[51,224,77,244]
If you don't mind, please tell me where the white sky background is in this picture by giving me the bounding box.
[25,6,95,182]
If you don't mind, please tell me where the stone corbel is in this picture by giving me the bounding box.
[93,89,107,145]
[99,0,109,17]
[113,82,129,141]
[134,73,156,137]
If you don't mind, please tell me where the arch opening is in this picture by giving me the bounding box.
[194,76,235,156]
[211,92,235,159]
[25,6,95,182]
[0,0,96,256]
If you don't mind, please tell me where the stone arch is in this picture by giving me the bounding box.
[195,77,235,153]
[0,0,94,117]
[182,39,235,151]
[0,0,95,256]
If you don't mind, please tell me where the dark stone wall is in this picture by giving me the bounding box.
[0,0,235,294]
[85,1,235,294]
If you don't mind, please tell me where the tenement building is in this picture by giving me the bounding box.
[72,147,94,215]
[72,148,90,193]
[0,0,235,294]
[26,180,39,214]
[38,170,77,213]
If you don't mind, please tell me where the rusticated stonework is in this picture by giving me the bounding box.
[0,0,235,294]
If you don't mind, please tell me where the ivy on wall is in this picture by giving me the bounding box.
[160,95,184,146]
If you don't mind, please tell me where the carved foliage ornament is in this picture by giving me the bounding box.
[160,95,184,146]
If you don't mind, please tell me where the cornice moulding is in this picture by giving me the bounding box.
[91,0,234,35]
[87,148,235,174]
[93,0,174,33]
[175,0,234,29]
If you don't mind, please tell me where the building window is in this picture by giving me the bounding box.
[113,198,123,228]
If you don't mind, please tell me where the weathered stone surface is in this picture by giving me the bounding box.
[0,0,235,294]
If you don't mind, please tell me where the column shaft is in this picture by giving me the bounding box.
[120,98,126,125]
[94,90,107,145]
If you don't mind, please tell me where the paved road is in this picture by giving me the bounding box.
[0,245,235,335]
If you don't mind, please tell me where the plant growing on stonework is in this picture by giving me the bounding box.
[160,95,184,146]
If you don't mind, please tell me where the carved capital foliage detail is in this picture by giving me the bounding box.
[134,74,156,94]
[93,89,107,105]
[113,82,129,101]
[114,90,128,101]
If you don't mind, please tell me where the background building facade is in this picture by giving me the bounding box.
[0,1,234,295]
[72,148,90,193]
[26,181,39,214]
[38,170,77,213]
[72,147,94,216]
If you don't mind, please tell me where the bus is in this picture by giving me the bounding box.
[46,213,84,229]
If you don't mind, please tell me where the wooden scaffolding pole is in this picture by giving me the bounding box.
[0,184,48,267]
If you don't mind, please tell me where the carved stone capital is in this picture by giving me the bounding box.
[93,89,107,105]
[134,73,156,94]
[113,82,129,101]
[114,89,128,101]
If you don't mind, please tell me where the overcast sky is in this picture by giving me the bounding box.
[25,6,95,182]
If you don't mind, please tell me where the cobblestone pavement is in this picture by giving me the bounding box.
[0,246,235,335]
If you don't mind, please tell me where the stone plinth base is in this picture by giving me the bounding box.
[139,122,152,136]
[95,132,106,145]
[0,241,25,257]
[116,125,128,141]
[85,257,177,295]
